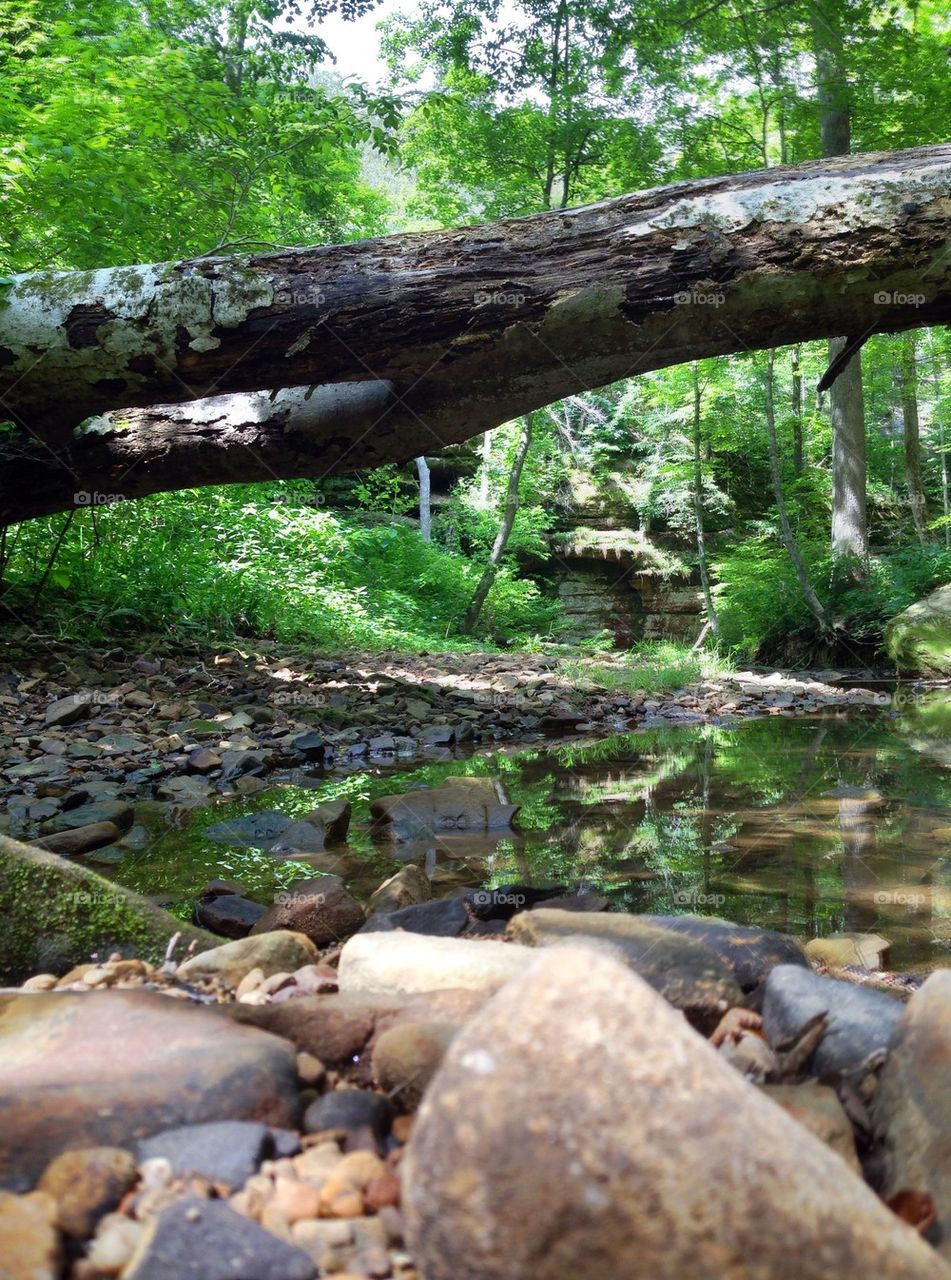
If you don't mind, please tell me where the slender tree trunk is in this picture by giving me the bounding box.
[415,456,431,542]
[829,336,868,568]
[478,432,492,508]
[691,362,719,641]
[812,1,868,575]
[791,345,804,477]
[764,350,829,631]
[899,335,929,545]
[941,416,951,549]
[460,415,533,635]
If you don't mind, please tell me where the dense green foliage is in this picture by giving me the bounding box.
[0,484,556,648]
[2,0,951,663]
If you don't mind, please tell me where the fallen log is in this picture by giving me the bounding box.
[1,144,950,523]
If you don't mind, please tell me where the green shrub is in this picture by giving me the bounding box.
[0,484,557,651]
[714,533,951,659]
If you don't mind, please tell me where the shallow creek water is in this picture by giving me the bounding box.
[111,693,951,969]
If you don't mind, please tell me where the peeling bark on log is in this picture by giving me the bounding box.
[1,144,951,523]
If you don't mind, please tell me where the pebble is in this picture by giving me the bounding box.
[37,1146,138,1236]
[0,1189,61,1280]
[303,1090,392,1153]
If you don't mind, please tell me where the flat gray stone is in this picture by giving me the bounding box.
[762,964,904,1077]
[123,1197,314,1279]
[137,1121,272,1189]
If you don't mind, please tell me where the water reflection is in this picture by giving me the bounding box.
[114,694,951,968]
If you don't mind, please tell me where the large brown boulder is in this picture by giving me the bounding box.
[0,990,300,1191]
[403,947,947,1280]
[875,970,951,1259]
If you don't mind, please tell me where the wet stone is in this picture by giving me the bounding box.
[137,1121,273,1189]
[644,915,809,991]
[205,811,292,848]
[361,894,469,938]
[762,964,905,1078]
[195,894,266,939]
[122,1197,315,1280]
[303,1090,392,1153]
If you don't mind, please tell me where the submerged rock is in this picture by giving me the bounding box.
[366,864,431,915]
[875,970,951,1259]
[0,990,300,1191]
[403,946,944,1280]
[507,908,742,1032]
[370,777,518,842]
[762,964,904,1077]
[204,811,291,848]
[268,801,352,855]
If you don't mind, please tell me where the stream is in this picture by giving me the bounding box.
[97,690,951,969]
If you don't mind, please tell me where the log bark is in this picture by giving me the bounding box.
[1,144,951,524]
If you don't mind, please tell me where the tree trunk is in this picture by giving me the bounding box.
[691,362,719,641]
[899,335,929,545]
[0,146,950,525]
[415,456,432,541]
[478,432,492,508]
[828,336,869,566]
[943,425,951,551]
[764,350,828,631]
[791,345,804,477]
[811,0,868,574]
[460,415,533,635]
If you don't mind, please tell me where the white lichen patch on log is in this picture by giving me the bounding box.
[0,259,274,395]
[624,164,951,238]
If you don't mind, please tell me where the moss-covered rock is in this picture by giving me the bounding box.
[885,584,951,674]
[0,834,216,984]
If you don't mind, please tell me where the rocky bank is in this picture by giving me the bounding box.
[2,880,951,1278]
